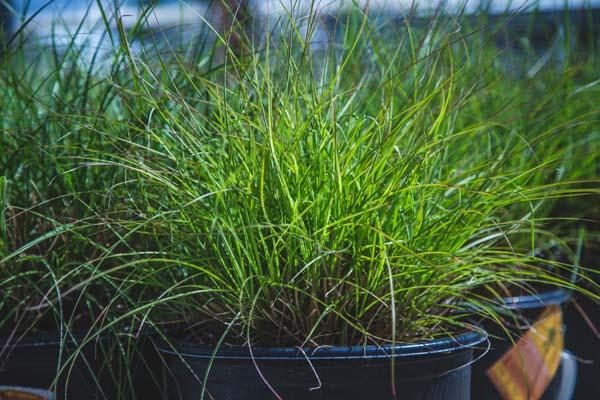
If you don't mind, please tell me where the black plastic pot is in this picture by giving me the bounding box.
[0,331,118,400]
[471,288,573,400]
[564,245,600,399]
[157,330,486,400]
[0,329,167,400]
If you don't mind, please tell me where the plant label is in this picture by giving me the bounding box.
[486,305,564,400]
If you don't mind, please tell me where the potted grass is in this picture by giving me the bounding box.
[0,1,251,397]
[86,9,599,399]
[0,10,163,398]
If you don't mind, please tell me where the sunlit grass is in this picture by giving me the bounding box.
[82,6,599,347]
[0,1,597,354]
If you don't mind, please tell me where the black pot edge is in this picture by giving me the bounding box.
[0,328,121,348]
[501,287,571,310]
[0,321,168,349]
[158,329,487,361]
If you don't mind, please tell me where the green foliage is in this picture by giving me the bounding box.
[0,3,597,351]
[88,7,599,346]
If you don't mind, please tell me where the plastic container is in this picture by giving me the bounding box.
[0,331,117,400]
[157,330,486,400]
[0,329,168,399]
[471,288,573,400]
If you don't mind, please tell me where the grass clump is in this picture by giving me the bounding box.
[88,7,598,348]
[0,8,168,396]
[0,1,597,356]
[0,1,168,335]
[445,11,600,264]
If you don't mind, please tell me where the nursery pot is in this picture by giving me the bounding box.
[157,330,486,400]
[471,288,573,400]
[0,331,117,400]
[0,329,164,400]
[564,245,600,399]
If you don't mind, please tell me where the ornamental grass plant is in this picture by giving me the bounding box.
[443,10,600,282]
[456,11,599,221]
[0,32,117,336]
[0,0,210,335]
[0,5,183,395]
[81,4,598,349]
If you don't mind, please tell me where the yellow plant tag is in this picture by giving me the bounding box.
[486,305,564,400]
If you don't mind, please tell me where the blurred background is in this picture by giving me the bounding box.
[2,1,600,36]
[2,1,599,64]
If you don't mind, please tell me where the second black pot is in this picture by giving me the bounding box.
[0,329,170,400]
[157,330,486,400]
[0,330,132,400]
[471,288,573,400]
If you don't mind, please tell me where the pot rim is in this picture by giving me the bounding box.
[501,287,571,310]
[158,328,487,361]
[0,328,110,348]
